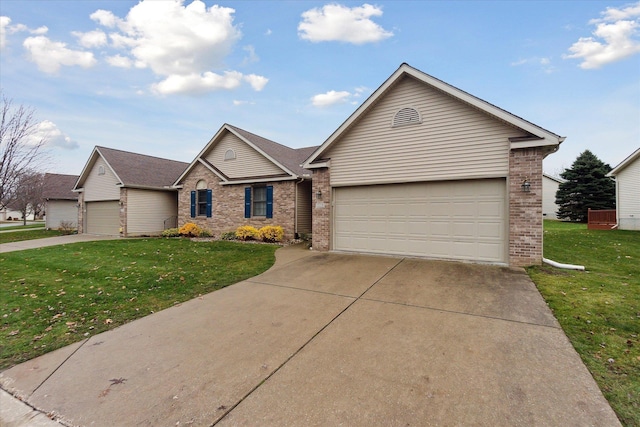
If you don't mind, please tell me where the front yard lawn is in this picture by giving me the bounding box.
[0,239,277,370]
[0,229,64,244]
[528,221,639,427]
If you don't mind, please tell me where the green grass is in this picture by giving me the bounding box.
[528,221,639,426]
[0,239,277,369]
[0,223,45,231]
[0,229,64,243]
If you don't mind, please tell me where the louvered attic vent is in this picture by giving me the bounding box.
[392,107,421,127]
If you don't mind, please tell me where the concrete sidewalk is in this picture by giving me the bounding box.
[0,245,621,426]
[0,234,118,253]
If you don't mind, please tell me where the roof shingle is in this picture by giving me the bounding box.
[43,173,79,200]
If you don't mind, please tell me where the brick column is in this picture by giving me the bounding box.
[120,188,127,237]
[509,147,543,267]
[77,192,84,234]
[311,168,331,251]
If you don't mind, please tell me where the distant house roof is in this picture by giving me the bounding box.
[303,63,565,169]
[43,173,79,200]
[607,147,640,177]
[543,173,565,184]
[175,124,318,185]
[75,146,189,191]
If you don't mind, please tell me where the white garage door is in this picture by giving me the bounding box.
[333,179,506,263]
[86,201,120,235]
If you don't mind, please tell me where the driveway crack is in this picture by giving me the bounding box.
[211,258,405,426]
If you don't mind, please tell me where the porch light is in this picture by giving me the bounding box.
[521,179,531,193]
[316,189,323,199]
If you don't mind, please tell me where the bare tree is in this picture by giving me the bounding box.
[8,171,45,225]
[0,92,48,209]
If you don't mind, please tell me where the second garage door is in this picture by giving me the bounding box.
[86,201,120,235]
[333,179,506,263]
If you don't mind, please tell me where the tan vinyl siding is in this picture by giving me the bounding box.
[296,180,312,234]
[127,189,178,236]
[327,76,529,186]
[45,200,78,229]
[205,131,284,179]
[617,158,640,230]
[83,159,120,201]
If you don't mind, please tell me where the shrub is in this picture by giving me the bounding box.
[258,225,284,243]
[58,220,76,235]
[162,228,180,237]
[179,222,203,237]
[199,229,212,237]
[220,231,237,241]
[236,225,259,241]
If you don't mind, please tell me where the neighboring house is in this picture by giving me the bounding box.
[173,124,317,241]
[542,173,564,220]
[302,63,565,267]
[43,173,79,229]
[74,146,188,236]
[0,207,30,221]
[607,147,640,230]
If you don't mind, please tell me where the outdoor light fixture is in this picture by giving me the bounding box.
[521,179,531,193]
[316,189,323,199]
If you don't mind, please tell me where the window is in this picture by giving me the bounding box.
[253,187,267,216]
[244,185,273,218]
[98,165,105,175]
[197,189,208,216]
[224,149,236,160]
[190,188,212,218]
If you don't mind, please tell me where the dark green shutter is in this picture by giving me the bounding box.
[266,185,273,219]
[190,191,196,218]
[244,187,251,218]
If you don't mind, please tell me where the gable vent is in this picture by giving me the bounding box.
[392,107,422,127]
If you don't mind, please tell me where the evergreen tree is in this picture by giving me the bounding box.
[555,150,616,222]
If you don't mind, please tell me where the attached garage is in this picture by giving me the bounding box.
[85,201,120,235]
[333,179,506,263]
[303,63,565,267]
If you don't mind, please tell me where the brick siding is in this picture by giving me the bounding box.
[311,168,331,251]
[509,147,544,267]
[178,163,297,241]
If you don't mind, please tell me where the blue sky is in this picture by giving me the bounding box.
[1,0,639,177]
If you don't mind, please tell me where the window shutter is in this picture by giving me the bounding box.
[266,185,273,219]
[206,189,212,218]
[244,187,251,218]
[190,191,196,218]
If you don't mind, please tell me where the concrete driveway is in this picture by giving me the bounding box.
[0,245,620,426]
[0,234,118,253]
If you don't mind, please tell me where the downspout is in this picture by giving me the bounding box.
[542,257,585,271]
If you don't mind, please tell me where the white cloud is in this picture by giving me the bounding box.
[151,71,244,95]
[72,29,107,48]
[244,74,268,91]
[28,120,79,150]
[565,1,640,69]
[242,45,259,65]
[1,16,48,50]
[23,36,96,73]
[510,57,555,73]
[298,3,393,44]
[312,90,352,107]
[91,0,267,95]
[233,100,255,106]
[90,9,118,28]
[106,54,132,68]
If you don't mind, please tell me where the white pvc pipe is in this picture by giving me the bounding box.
[542,257,585,271]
